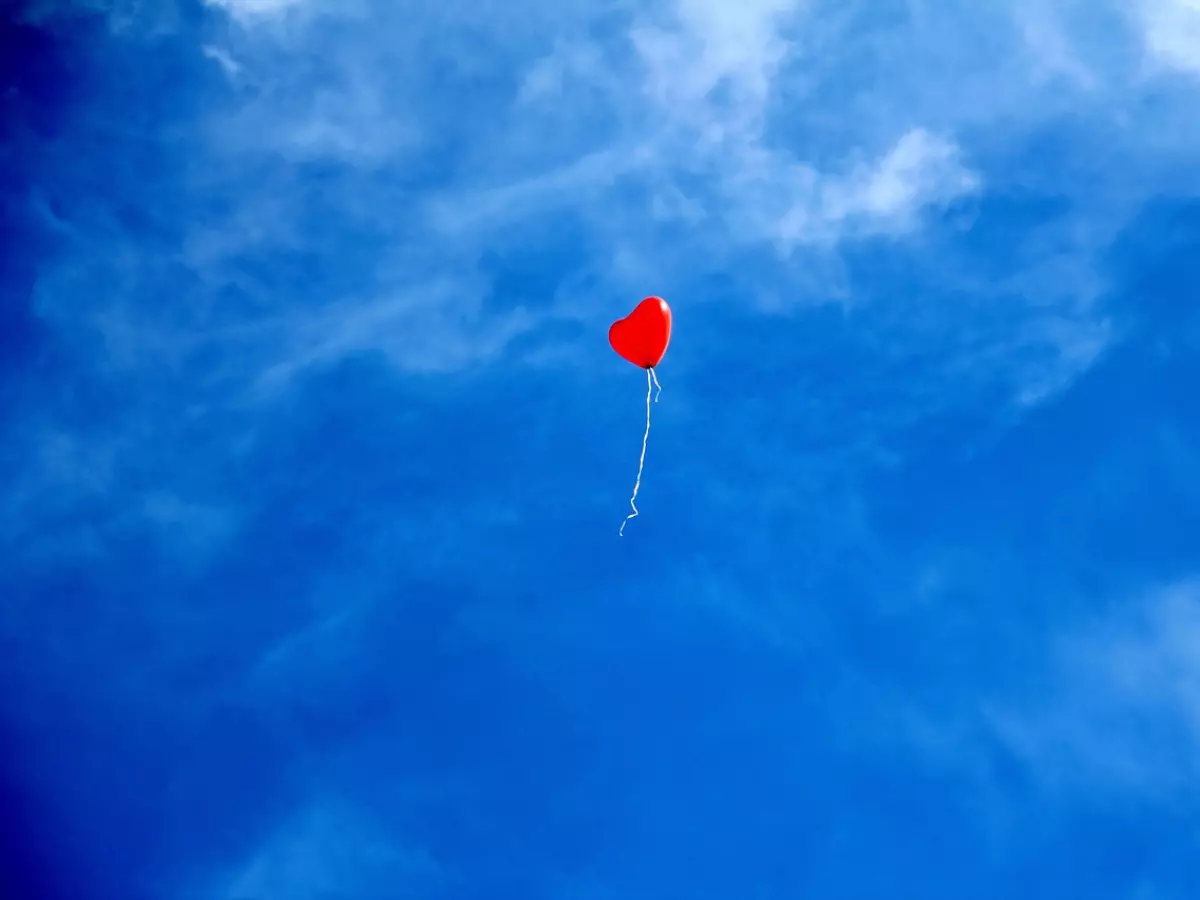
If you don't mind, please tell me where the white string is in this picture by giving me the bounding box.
[650,366,662,403]
[619,367,655,536]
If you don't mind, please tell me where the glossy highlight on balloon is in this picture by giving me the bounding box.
[608,296,672,369]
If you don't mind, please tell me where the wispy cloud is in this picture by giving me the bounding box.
[202,0,303,23]
[987,579,1200,798]
[1137,0,1200,77]
[37,0,1172,410]
[776,127,980,246]
[13,0,1200,599]
[205,794,442,900]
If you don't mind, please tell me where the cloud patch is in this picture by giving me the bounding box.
[203,0,303,23]
[206,795,442,900]
[1138,0,1200,76]
[988,579,1200,798]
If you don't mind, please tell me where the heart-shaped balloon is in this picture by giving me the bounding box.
[609,296,672,369]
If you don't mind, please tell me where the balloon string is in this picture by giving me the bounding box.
[650,366,662,403]
[619,367,655,536]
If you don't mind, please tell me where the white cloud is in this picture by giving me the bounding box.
[987,579,1200,797]
[803,576,1200,828]
[1016,4,1101,89]
[19,0,1200,573]
[842,129,979,222]
[203,0,303,22]
[631,0,798,133]
[207,796,441,900]
[253,278,536,389]
[778,128,981,247]
[1139,0,1200,75]
[215,66,422,164]
[624,0,981,249]
[202,44,243,77]
[0,421,240,570]
[410,0,981,283]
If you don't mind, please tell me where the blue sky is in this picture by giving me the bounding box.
[4,0,1200,897]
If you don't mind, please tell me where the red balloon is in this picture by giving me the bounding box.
[609,296,672,369]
